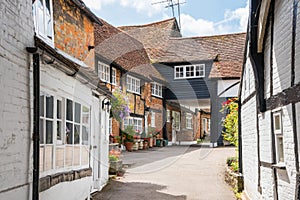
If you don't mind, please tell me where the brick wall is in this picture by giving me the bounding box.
[0,0,34,199]
[53,0,95,68]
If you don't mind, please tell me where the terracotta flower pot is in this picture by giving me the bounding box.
[124,141,133,152]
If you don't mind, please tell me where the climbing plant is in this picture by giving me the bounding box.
[220,97,238,148]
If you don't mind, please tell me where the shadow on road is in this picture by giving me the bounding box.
[91,180,187,200]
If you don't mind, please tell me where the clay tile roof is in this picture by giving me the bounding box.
[195,33,246,78]
[119,18,245,79]
[119,18,182,61]
[94,19,166,82]
[163,33,246,78]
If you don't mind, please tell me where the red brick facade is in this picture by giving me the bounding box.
[53,0,95,68]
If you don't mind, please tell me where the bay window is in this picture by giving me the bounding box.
[124,117,143,134]
[39,93,91,174]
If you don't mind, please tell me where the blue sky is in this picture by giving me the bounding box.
[82,0,249,37]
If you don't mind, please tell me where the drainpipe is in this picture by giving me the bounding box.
[27,48,40,200]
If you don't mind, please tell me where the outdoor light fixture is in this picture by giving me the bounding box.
[102,98,111,112]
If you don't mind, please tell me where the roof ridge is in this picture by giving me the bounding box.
[170,32,246,40]
[118,18,176,28]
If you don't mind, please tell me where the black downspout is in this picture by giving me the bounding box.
[162,87,167,140]
[33,53,40,200]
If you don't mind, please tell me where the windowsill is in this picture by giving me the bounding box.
[174,76,205,80]
[272,162,286,170]
[151,94,162,98]
[127,90,141,95]
[35,34,54,48]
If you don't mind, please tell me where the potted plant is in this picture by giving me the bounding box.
[113,135,120,143]
[122,125,135,152]
[109,149,122,174]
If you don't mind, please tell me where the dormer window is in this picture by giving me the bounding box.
[174,64,205,79]
[33,0,54,45]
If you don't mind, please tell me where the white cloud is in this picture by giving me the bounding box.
[83,0,165,17]
[82,0,116,10]
[119,0,165,17]
[180,2,249,37]
[180,14,215,36]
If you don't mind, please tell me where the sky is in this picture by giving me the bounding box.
[82,0,249,37]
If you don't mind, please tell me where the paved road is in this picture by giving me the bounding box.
[92,145,236,200]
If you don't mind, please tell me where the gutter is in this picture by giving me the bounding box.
[26,47,40,200]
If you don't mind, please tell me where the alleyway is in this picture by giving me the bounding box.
[92,146,236,200]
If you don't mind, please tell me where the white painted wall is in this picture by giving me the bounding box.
[241,1,300,199]
[0,0,34,199]
[217,79,240,97]
[40,177,92,200]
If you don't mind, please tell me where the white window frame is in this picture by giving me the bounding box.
[111,67,117,85]
[33,0,54,46]
[273,111,284,163]
[151,112,156,127]
[166,110,171,122]
[174,64,205,79]
[126,75,140,94]
[186,113,192,129]
[173,111,180,131]
[124,117,143,134]
[98,62,110,82]
[151,82,162,98]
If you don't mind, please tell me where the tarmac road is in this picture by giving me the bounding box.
[92,145,236,200]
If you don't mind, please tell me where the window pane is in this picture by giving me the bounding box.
[82,106,90,125]
[74,124,80,144]
[274,115,280,130]
[38,0,45,35]
[46,120,53,144]
[40,119,44,144]
[82,126,89,145]
[66,122,73,144]
[66,99,73,121]
[57,100,62,119]
[45,0,52,39]
[46,96,53,118]
[75,102,81,123]
[57,121,62,143]
[39,95,44,116]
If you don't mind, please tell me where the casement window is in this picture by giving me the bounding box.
[186,113,192,129]
[166,110,171,122]
[111,68,117,85]
[124,117,142,134]
[39,93,90,173]
[273,111,284,163]
[174,64,205,79]
[151,112,156,127]
[33,0,54,45]
[151,82,162,97]
[98,62,110,82]
[126,75,140,94]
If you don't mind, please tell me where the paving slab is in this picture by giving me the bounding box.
[92,145,236,200]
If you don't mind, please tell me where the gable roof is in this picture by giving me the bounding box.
[119,18,182,61]
[94,19,166,82]
[165,33,247,78]
[119,18,245,79]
